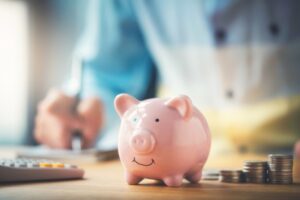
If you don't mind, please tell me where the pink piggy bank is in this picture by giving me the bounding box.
[114,94,211,187]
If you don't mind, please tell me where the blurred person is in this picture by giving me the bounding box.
[34,0,300,154]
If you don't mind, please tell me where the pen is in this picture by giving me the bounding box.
[71,57,84,152]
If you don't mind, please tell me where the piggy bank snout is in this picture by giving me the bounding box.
[130,130,156,154]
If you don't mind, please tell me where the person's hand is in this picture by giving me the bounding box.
[295,140,300,158]
[34,89,103,149]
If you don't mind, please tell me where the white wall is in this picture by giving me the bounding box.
[0,0,28,144]
[0,0,85,145]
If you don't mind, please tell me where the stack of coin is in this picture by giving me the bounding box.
[243,161,269,183]
[268,154,293,184]
[219,170,245,183]
[202,170,220,181]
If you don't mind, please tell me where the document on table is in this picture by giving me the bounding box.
[16,145,118,163]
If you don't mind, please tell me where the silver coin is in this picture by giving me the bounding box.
[270,177,293,180]
[269,177,293,180]
[244,161,268,165]
[243,169,267,173]
[221,180,244,183]
[268,161,293,165]
[221,177,244,181]
[246,176,267,179]
[202,176,219,181]
[269,161,293,165]
[269,176,293,179]
[246,179,268,183]
[220,178,244,183]
[243,167,268,170]
[244,174,267,178]
[269,168,293,172]
[243,170,267,173]
[221,177,243,180]
[202,170,220,180]
[220,170,243,174]
[269,164,293,167]
[270,179,293,181]
[269,160,293,164]
[270,179,293,184]
[269,174,293,178]
[269,171,292,174]
[244,170,267,175]
[268,154,293,158]
[246,177,267,179]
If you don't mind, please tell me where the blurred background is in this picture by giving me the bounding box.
[0,0,85,145]
[0,0,299,155]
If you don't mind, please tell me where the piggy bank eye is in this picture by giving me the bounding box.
[155,118,159,122]
[132,116,139,123]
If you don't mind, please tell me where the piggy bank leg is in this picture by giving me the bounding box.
[185,171,202,183]
[125,172,143,185]
[185,165,203,183]
[163,175,183,187]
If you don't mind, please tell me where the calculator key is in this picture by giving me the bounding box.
[14,163,27,168]
[64,164,77,168]
[3,162,14,167]
[39,163,53,168]
[52,163,64,168]
[26,163,39,168]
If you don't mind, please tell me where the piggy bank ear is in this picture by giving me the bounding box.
[114,93,139,117]
[165,95,193,120]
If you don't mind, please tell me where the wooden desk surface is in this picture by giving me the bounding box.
[1,153,300,200]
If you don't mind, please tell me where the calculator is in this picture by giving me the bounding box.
[0,158,84,183]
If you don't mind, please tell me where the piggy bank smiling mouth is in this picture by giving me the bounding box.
[132,157,155,166]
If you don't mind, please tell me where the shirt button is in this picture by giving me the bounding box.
[225,89,234,99]
[215,28,227,44]
[269,23,280,36]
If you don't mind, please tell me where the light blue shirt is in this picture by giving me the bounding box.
[73,0,300,149]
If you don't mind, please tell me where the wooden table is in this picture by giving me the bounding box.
[1,153,300,200]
